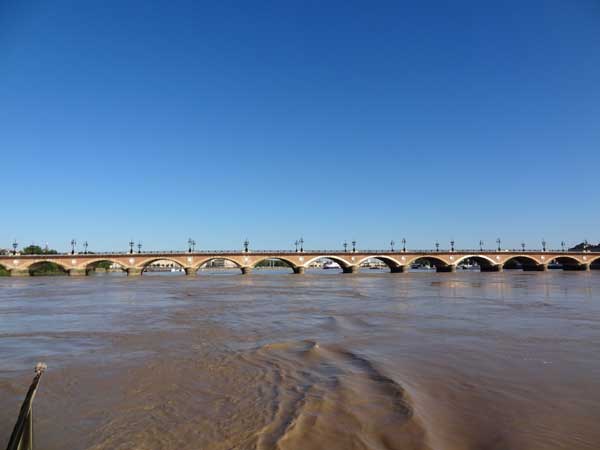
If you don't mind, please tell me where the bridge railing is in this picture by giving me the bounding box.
[3,249,597,257]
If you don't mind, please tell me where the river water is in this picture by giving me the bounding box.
[1,269,599,450]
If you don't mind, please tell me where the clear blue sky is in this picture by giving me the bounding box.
[1,0,599,252]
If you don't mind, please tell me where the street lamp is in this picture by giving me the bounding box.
[561,241,566,252]
[542,239,547,252]
[129,240,134,254]
[343,241,348,253]
[12,240,17,255]
[521,242,526,252]
[244,239,249,253]
[188,238,193,253]
[83,241,88,254]
[390,240,395,252]
[70,239,77,255]
[435,241,439,252]
[299,237,304,253]
[479,240,484,251]
[450,240,455,252]
[294,240,299,252]
[496,238,501,252]
[352,240,357,253]
[402,238,406,252]
[137,242,142,254]
[584,240,589,252]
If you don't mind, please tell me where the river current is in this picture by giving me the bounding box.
[1,269,599,449]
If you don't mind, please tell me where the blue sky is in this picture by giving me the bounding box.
[1,0,599,252]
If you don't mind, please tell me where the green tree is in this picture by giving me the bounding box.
[29,262,67,276]
[21,245,58,255]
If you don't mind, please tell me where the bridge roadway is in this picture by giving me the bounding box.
[0,250,599,276]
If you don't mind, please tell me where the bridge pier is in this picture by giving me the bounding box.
[343,265,359,274]
[241,267,252,275]
[185,267,197,276]
[390,266,407,273]
[68,268,87,276]
[10,269,30,277]
[480,265,503,272]
[436,265,456,273]
[293,267,305,274]
[127,268,142,277]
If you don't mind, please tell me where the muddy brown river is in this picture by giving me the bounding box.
[1,270,599,449]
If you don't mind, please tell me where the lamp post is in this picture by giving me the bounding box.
[12,240,17,255]
[542,239,547,252]
[244,239,249,253]
[521,242,526,252]
[435,241,439,252]
[343,241,348,253]
[479,240,484,252]
[390,240,395,252]
[561,241,565,252]
[129,240,134,254]
[83,241,88,254]
[137,242,142,254]
[294,240,299,252]
[496,238,501,252]
[188,238,193,253]
[352,240,356,253]
[70,239,77,255]
[402,238,406,252]
[299,237,304,253]
[584,239,589,252]
[450,240,455,252]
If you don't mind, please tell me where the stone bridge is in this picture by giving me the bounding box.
[1,250,599,276]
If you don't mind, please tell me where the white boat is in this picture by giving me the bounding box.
[322,261,341,270]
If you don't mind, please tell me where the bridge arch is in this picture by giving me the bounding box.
[252,257,298,272]
[588,255,600,269]
[137,257,185,269]
[551,256,584,269]
[303,255,352,269]
[0,263,9,276]
[85,259,127,274]
[356,255,403,271]
[453,255,498,269]
[502,255,542,270]
[195,257,242,271]
[27,260,68,276]
[139,258,185,274]
[405,255,451,270]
